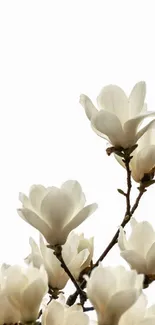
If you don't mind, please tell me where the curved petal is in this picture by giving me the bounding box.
[146,242,155,274]
[104,289,140,325]
[123,114,155,146]
[135,145,155,181]
[97,85,128,124]
[29,185,47,212]
[63,203,98,235]
[135,118,155,143]
[120,251,147,273]
[128,221,155,257]
[17,208,53,244]
[118,227,131,251]
[66,310,89,325]
[42,301,64,325]
[119,293,147,325]
[69,249,89,278]
[80,94,98,120]
[40,188,74,230]
[61,180,86,212]
[129,81,146,118]
[19,193,32,209]
[91,110,125,147]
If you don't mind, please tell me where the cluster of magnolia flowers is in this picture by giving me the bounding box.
[1,81,155,325]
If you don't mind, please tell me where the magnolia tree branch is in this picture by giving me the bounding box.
[54,245,87,304]
[66,148,147,306]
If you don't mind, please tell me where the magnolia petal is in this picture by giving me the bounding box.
[104,289,139,325]
[123,114,155,146]
[128,221,155,257]
[120,251,147,273]
[146,242,155,274]
[61,180,86,211]
[69,249,90,279]
[130,217,138,230]
[80,94,98,120]
[40,188,74,230]
[63,203,98,236]
[91,110,125,147]
[17,208,53,244]
[135,118,155,143]
[119,293,147,325]
[129,81,146,118]
[135,145,155,181]
[118,227,131,251]
[66,310,89,325]
[19,193,32,209]
[21,279,48,322]
[97,85,128,124]
[42,301,64,325]
[29,237,40,254]
[29,185,47,212]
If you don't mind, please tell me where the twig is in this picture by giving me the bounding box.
[66,150,146,306]
[83,306,94,312]
[54,245,87,303]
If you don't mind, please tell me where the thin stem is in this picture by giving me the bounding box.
[54,245,86,302]
[83,306,94,312]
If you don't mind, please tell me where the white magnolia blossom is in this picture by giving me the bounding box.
[25,232,94,289]
[86,265,144,325]
[4,264,48,323]
[80,81,155,149]
[18,180,97,245]
[0,265,21,324]
[42,298,89,325]
[115,128,155,182]
[119,294,155,325]
[118,218,155,275]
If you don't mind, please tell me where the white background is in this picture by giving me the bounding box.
[0,0,155,309]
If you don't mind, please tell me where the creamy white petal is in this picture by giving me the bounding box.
[146,242,155,274]
[118,227,131,250]
[135,118,155,143]
[128,221,155,257]
[135,145,155,181]
[80,94,98,120]
[120,251,147,273]
[18,208,53,244]
[19,193,32,209]
[69,249,89,278]
[61,180,86,212]
[40,188,74,229]
[129,81,146,118]
[91,110,125,147]
[97,85,128,124]
[42,300,64,325]
[104,290,140,325]
[29,185,47,212]
[65,310,89,325]
[63,203,98,236]
[119,293,147,325]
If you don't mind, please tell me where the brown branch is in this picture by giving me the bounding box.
[54,245,87,303]
[66,150,146,306]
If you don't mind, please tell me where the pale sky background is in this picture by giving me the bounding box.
[1,0,155,308]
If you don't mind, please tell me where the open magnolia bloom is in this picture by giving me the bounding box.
[42,298,89,325]
[25,232,94,289]
[118,218,155,275]
[85,265,144,325]
[80,81,155,149]
[0,265,21,324]
[4,264,48,323]
[119,294,155,325]
[116,128,155,182]
[18,180,97,245]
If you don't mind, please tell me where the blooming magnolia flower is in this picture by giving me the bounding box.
[86,265,143,325]
[80,81,155,149]
[4,264,48,323]
[42,299,89,325]
[18,180,97,245]
[119,294,155,325]
[25,231,94,289]
[0,265,21,324]
[116,128,155,182]
[118,218,155,275]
